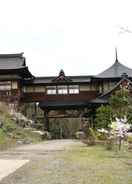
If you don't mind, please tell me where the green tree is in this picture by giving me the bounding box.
[109,89,129,119]
[126,106,132,125]
[95,105,112,129]
[95,89,132,129]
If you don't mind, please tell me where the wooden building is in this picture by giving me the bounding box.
[0,52,132,130]
[0,53,33,105]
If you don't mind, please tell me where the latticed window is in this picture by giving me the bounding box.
[0,81,11,91]
[57,85,68,94]
[69,85,79,94]
[46,86,57,94]
[11,81,18,89]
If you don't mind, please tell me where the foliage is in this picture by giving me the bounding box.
[49,118,81,139]
[3,119,17,132]
[97,129,108,140]
[126,107,132,124]
[0,102,44,150]
[109,89,129,119]
[0,129,6,144]
[12,128,42,143]
[105,136,115,150]
[81,128,97,146]
[95,89,132,130]
[127,136,132,144]
[95,105,112,129]
[110,118,130,151]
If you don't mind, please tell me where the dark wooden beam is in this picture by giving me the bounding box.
[44,110,49,131]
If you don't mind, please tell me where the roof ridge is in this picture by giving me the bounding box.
[0,53,24,58]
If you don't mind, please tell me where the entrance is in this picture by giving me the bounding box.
[49,118,82,139]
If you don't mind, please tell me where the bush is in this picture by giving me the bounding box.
[95,105,112,129]
[12,128,42,143]
[0,129,6,144]
[82,128,97,146]
[105,136,115,150]
[127,136,132,144]
[97,132,108,141]
[41,131,51,140]
[3,119,17,132]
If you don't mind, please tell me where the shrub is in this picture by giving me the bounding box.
[95,105,112,129]
[127,136,132,144]
[3,119,17,133]
[105,136,115,150]
[97,132,107,141]
[0,129,6,144]
[82,128,97,146]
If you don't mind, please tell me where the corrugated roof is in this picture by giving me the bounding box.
[97,60,132,78]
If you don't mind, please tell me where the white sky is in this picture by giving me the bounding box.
[0,0,132,76]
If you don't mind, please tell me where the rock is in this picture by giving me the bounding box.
[75,130,85,139]
[17,140,25,145]
[23,139,32,144]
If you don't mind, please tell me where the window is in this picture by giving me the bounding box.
[11,81,18,89]
[58,85,68,94]
[47,86,56,94]
[34,86,45,92]
[23,86,35,93]
[69,85,79,94]
[0,81,11,91]
[46,85,79,95]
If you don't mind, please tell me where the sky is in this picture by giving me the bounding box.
[0,0,132,76]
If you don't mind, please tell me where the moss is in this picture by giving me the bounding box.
[12,128,42,143]
[0,129,6,144]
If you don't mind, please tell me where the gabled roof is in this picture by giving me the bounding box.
[99,77,132,100]
[97,59,132,78]
[52,69,72,82]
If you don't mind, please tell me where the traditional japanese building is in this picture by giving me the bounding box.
[0,51,132,131]
[0,53,33,104]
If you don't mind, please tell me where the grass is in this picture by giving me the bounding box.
[12,128,42,143]
[34,144,132,184]
[59,144,132,184]
[1,142,132,184]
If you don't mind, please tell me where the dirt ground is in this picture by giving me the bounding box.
[0,139,132,184]
[0,139,79,184]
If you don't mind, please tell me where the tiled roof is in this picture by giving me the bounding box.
[0,53,25,70]
[29,75,92,85]
[97,60,132,78]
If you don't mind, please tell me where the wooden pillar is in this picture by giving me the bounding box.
[34,102,37,114]
[79,109,85,130]
[44,110,49,131]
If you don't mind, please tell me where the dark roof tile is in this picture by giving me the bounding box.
[0,53,25,69]
[97,60,132,78]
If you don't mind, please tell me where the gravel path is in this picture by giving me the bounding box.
[0,139,79,184]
